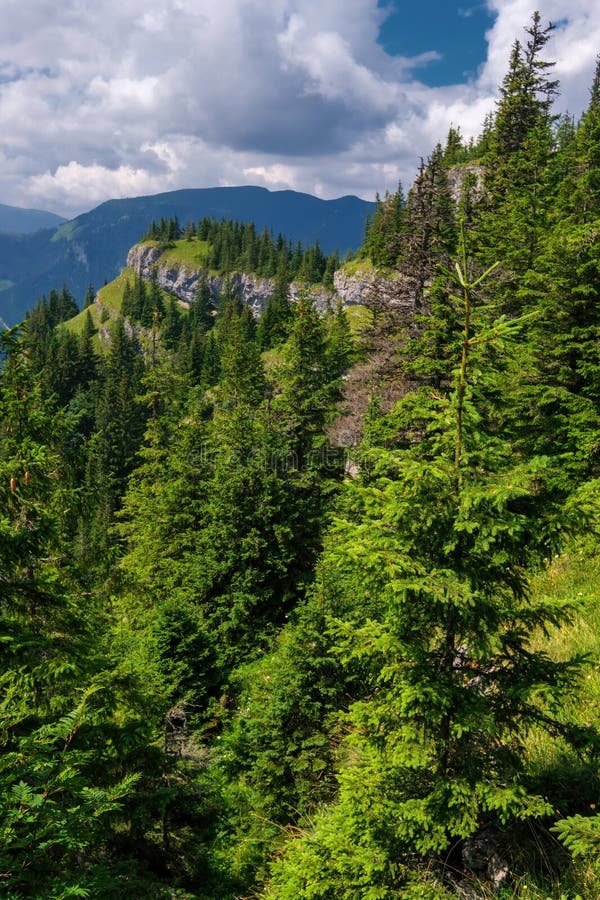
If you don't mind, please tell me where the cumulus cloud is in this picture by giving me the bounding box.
[26,161,171,210]
[0,0,598,217]
[482,0,600,109]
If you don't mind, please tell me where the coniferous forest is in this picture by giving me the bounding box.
[3,14,600,899]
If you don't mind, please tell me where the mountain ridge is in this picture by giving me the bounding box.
[0,186,374,325]
[0,203,66,235]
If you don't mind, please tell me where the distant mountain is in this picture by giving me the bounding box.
[0,186,374,325]
[0,203,66,235]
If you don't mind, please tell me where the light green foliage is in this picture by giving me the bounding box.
[264,230,590,897]
[153,237,212,269]
[552,814,600,859]
[0,690,140,898]
[5,18,600,898]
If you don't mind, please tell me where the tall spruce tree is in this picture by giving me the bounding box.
[0,328,158,898]
[513,57,600,486]
[477,12,558,293]
[400,146,457,308]
[262,229,587,899]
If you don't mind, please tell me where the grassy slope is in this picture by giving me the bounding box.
[150,238,212,269]
[532,542,600,706]
[63,268,178,352]
[508,539,600,898]
[64,269,137,336]
[339,256,377,277]
[344,304,373,336]
[527,538,600,762]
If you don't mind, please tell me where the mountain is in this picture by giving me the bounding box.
[0,186,374,325]
[0,203,66,234]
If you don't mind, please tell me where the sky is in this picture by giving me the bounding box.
[0,0,598,219]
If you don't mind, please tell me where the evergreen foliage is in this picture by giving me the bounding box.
[362,184,406,267]
[141,216,340,286]
[262,229,589,897]
[3,17,600,898]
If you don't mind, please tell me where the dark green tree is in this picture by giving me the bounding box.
[363,184,406,267]
[190,272,215,333]
[263,231,587,899]
[257,262,292,350]
[400,147,457,308]
[476,12,559,289]
[83,282,96,309]
[511,58,600,487]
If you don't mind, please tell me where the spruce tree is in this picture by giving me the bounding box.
[400,147,457,308]
[363,184,407,268]
[190,272,214,333]
[0,328,153,898]
[476,12,558,290]
[263,229,586,898]
[257,260,292,350]
[513,58,600,486]
[83,282,95,309]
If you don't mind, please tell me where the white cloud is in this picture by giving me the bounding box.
[242,164,300,190]
[482,1,600,111]
[26,161,170,209]
[277,14,400,113]
[0,0,597,217]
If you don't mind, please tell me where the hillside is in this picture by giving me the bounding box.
[2,19,600,900]
[0,186,374,326]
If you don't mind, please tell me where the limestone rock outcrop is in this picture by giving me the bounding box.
[126,243,418,316]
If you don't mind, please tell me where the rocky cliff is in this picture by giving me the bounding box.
[127,243,278,316]
[126,243,414,316]
[333,267,416,311]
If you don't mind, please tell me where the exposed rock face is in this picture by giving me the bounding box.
[447,163,485,203]
[126,244,162,271]
[332,269,369,306]
[333,268,416,311]
[127,243,320,316]
[126,243,419,318]
[126,244,204,305]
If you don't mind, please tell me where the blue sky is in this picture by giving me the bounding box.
[378,2,497,86]
[0,1,597,217]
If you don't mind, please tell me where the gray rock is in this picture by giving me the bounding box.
[462,828,509,890]
[127,243,335,316]
[126,243,420,319]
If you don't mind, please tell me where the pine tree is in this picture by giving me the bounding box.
[0,330,129,895]
[78,309,97,378]
[190,272,215,333]
[400,147,457,308]
[322,251,340,289]
[199,328,221,388]
[443,124,466,165]
[363,188,408,268]
[476,13,559,288]
[0,332,185,898]
[141,270,164,327]
[325,301,354,380]
[121,277,134,319]
[257,260,292,350]
[83,282,96,308]
[263,229,587,898]
[513,58,600,486]
[274,291,332,470]
[81,320,146,576]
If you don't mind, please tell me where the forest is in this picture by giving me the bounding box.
[2,13,600,899]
